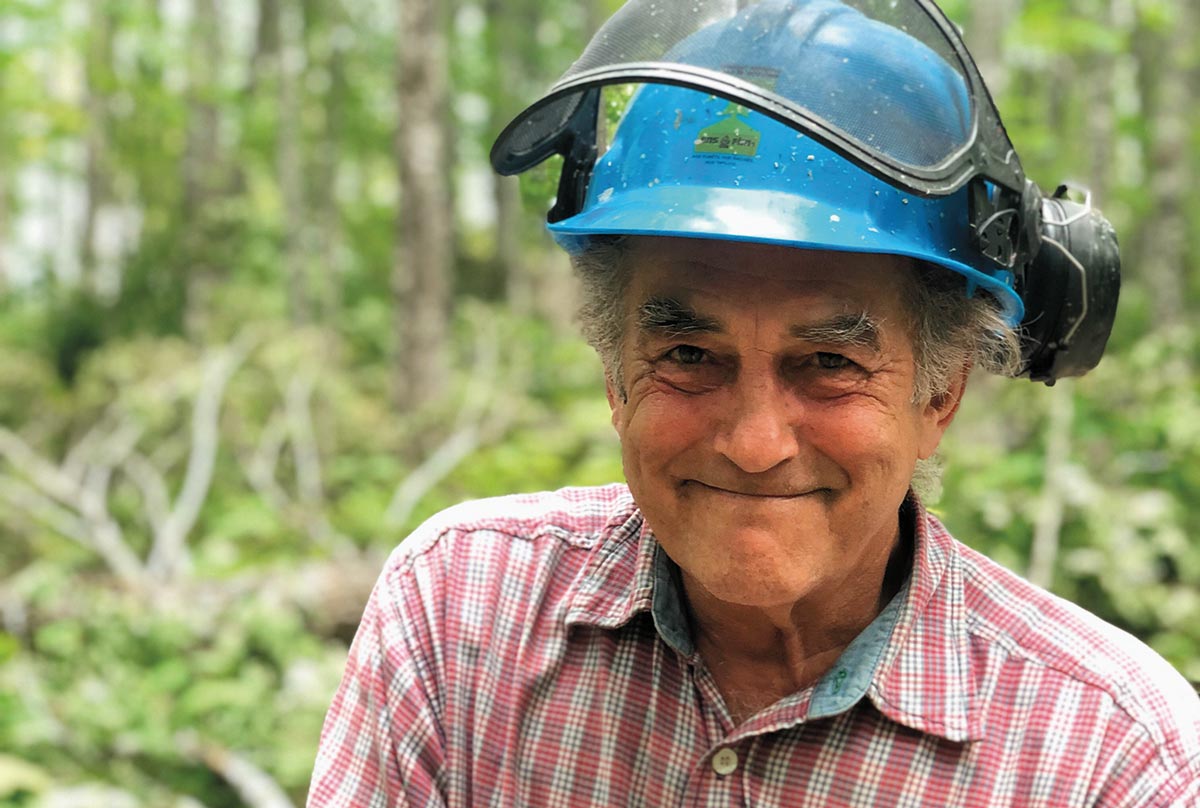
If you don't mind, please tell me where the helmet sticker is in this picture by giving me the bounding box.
[694,102,761,159]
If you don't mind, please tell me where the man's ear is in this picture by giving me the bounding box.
[605,373,624,431]
[917,364,970,459]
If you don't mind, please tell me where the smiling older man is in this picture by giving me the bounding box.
[597,238,981,724]
[309,1,1199,806]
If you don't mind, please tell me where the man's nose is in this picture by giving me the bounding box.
[712,371,801,474]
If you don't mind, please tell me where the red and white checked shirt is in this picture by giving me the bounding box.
[308,484,1200,807]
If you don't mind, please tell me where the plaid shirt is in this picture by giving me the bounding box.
[308,484,1200,807]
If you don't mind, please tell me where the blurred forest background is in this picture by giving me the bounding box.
[0,0,1198,804]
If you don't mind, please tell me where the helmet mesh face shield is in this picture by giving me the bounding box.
[492,0,1025,197]
[491,0,1124,383]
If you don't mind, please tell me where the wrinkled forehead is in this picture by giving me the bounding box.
[620,236,921,327]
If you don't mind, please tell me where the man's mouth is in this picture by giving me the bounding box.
[685,480,826,499]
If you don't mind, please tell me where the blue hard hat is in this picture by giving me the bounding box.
[550,86,1022,322]
[541,0,1024,322]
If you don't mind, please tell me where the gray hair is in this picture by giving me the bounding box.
[574,236,635,394]
[569,236,1023,498]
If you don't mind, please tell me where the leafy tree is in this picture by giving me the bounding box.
[0,0,1197,803]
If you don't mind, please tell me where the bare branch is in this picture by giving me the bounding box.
[94,417,145,466]
[283,370,324,507]
[121,451,172,535]
[0,475,94,549]
[385,310,506,527]
[0,584,28,636]
[384,426,481,528]
[148,335,255,581]
[244,408,291,513]
[61,422,105,486]
[176,733,295,808]
[280,369,354,551]
[79,413,143,527]
[68,417,145,583]
[0,435,145,585]
[76,461,147,586]
[0,426,91,509]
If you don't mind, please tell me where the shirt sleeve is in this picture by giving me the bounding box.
[1090,717,1200,808]
[307,549,448,808]
[1155,752,1200,808]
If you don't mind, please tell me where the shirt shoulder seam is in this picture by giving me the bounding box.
[384,489,635,576]
[389,520,608,576]
[966,615,1191,771]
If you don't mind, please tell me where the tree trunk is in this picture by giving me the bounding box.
[965,0,1016,98]
[393,0,452,412]
[183,0,224,339]
[1132,3,1190,327]
[0,40,8,295]
[1084,60,1115,202]
[313,0,349,323]
[484,0,528,311]
[278,0,310,324]
[494,174,525,310]
[248,0,281,98]
[81,1,117,298]
[0,150,6,295]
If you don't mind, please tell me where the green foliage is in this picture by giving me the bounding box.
[2,0,1199,803]
[937,325,1200,678]
[0,305,622,803]
[0,575,344,806]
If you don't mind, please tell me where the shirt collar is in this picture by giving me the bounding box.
[563,499,654,631]
[650,544,696,659]
[564,490,983,743]
[808,575,910,720]
[563,500,703,663]
[869,499,984,742]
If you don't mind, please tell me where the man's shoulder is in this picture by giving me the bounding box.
[386,483,638,571]
[945,521,1200,760]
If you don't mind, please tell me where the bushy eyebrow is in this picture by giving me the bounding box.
[636,296,722,337]
[635,297,881,353]
[789,312,881,352]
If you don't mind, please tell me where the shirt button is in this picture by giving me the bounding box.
[711,747,739,776]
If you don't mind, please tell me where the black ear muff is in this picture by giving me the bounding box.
[1018,186,1121,384]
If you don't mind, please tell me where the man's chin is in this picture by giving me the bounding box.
[684,507,831,550]
[684,563,817,611]
[671,533,824,601]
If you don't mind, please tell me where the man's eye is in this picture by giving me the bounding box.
[666,345,707,365]
[815,352,852,370]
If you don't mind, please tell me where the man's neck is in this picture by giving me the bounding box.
[681,516,913,723]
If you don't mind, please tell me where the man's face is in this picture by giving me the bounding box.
[608,237,964,612]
